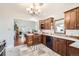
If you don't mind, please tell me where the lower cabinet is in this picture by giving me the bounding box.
[66,40,75,56]
[52,37,75,56]
[33,34,42,44]
[41,35,46,45]
[41,35,76,56]
[69,46,79,56]
[26,35,34,46]
[26,34,42,46]
[52,37,67,56]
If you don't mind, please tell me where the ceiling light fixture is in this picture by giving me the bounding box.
[26,3,43,15]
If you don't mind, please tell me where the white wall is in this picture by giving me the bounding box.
[0,12,14,48]
[0,4,39,48]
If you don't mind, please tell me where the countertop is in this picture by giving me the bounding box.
[42,33,79,41]
[38,33,79,48]
[70,41,79,48]
[25,32,79,48]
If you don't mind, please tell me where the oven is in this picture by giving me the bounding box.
[0,40,6,56]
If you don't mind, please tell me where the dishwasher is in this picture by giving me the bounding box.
[46,36,53,49]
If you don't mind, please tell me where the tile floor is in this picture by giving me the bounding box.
[6,44,60,56]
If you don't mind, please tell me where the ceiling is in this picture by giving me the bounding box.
[0,3,79,20]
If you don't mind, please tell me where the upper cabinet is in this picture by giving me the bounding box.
[70,9,76,29]
[76,7,79,29]
[64,7,79,29]
[39,20,45,29]
[64,11,71,29]
[39,17,54,29]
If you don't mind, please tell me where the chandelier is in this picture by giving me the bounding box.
[26,3,43,15]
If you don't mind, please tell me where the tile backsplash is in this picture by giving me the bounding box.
[41,29,54,34]
[66,30,79,36]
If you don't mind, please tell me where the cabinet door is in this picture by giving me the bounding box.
[76,8,79,29]
[34,34,42,44]
[52,37,67,56]
[46,20,49,29]
[26,36,34,46]
[58,39,67,56]
[44,20,48,29]
[70,9,76,29]
[40,17,54,29]
[66,40,75,56]
[48,19,51,29]
[64,11,71,29]
[47,19,53,29]
[42,35,46,45]
[52,37,63,54]
[39,20,45,29]
[52,37,58,52]
[69,46,79,56]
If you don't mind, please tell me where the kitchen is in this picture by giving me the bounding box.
[0,3,79,56]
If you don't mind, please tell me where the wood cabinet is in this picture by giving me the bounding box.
[39,17,54,29]
[44,18,53,29]
[39,20,45,29]
[52,37,58,52]
[66,40,75,56]
[70,9,76,29]
[64,11,71,29]
[41,35,77,56]
[64,7,79,29]
[26,34,42,46]
[33,34,41,44]
[76,8,79,29]
[52,37,75,56]
[69,46,79,56]
[26,35,34,46]
[41,35,46,45]
[52,37,67,56]
[15,33,42,46]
